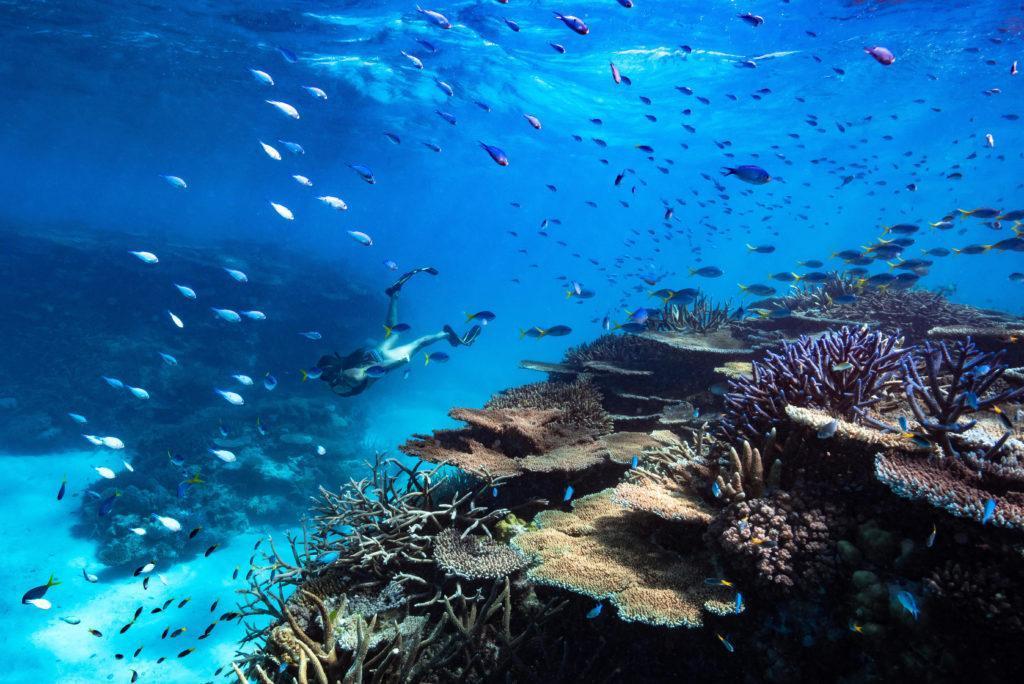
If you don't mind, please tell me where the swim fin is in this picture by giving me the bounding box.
[385,266,439,296]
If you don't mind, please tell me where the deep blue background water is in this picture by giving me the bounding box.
[2,0,1023,681]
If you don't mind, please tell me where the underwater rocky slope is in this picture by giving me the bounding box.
[1,227,379,567]
[227,282,1024,683]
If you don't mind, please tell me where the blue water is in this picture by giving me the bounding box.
[2,0,1023,681]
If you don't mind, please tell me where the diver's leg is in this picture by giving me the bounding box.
[385,292,399,328]
[383,332,449,365]
[384,266,439,297]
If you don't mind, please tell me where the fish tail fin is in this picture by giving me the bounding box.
[47,573,61,588]
[791,272,802,281]
[1013,222,1023,236]
[464,312,474,322]
[720,167,734,177]
[383,325,392,338]
[881,225,890,236]
[738,283,748,291]
[887,261,897,270]
[983,244,993,252]
[300,369,308,382]
[951,248,962,255]
[424,354,430,366]
[956,209,971,218]
[537,328,547,338]
[565,290,573,299]
[518,329,526,339]
[745,244,754,251]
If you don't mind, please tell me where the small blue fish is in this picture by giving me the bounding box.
[965,391,980,410]
[316,551,340,564]
[98,490,120,517]
[926,524,937,548]
[896,590,919,620]
[491,487,498,498]
[366,366,387,378]
[57,475,67,501]
[692,407,700,419]
[67,413,88,424]
[716,633,735,653]
[563,485,574,502]
[630,455,639,469]
[898,416,909,432]
[102,376,124,389]
[586,603,603,619]
[735,593,744,612]
[159,352,178,366]
[264,373,278,391]
[299,331,322,340]
[982,498,997,525]
[712,481,722,498]
[277,46,298,63]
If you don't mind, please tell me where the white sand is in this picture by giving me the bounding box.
[2,451,282,683]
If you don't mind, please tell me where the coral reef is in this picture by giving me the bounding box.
[230,292,1024,684]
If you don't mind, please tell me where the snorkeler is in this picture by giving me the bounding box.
[317,267,481,397]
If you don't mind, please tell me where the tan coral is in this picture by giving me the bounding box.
[512,489,736,628]
[611,482,713,524]
[432,528,531,580]
[784,405,923,451]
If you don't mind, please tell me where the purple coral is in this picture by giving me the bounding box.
[900,338,1024,457]
[723,327,906,443]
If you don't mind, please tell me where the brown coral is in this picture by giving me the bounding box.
[512,489,736,628]
[706,490,847,597]
[484,377,613,433]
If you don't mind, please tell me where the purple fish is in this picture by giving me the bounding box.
[479,142,509,166]
[864,46,895,65]
[553,12,588,35]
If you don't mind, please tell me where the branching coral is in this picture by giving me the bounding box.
[512,489,737,628]
[713,432,784,503]
[233,455,563,683]
[899,338,1024,457]
[777,271,862,313]
[723,327,907,443]
[657,291,733,333]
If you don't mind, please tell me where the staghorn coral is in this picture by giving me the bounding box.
[657,291,734,333]
[776,271,862,313]
[432,528,531,580]
[512,489,737,628]
[899,338,1024,457]
[706,490,848,597]
[484,377,613,433]
[832,288,1007,340]
[233,456,565,683]
[723,326,906,443]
